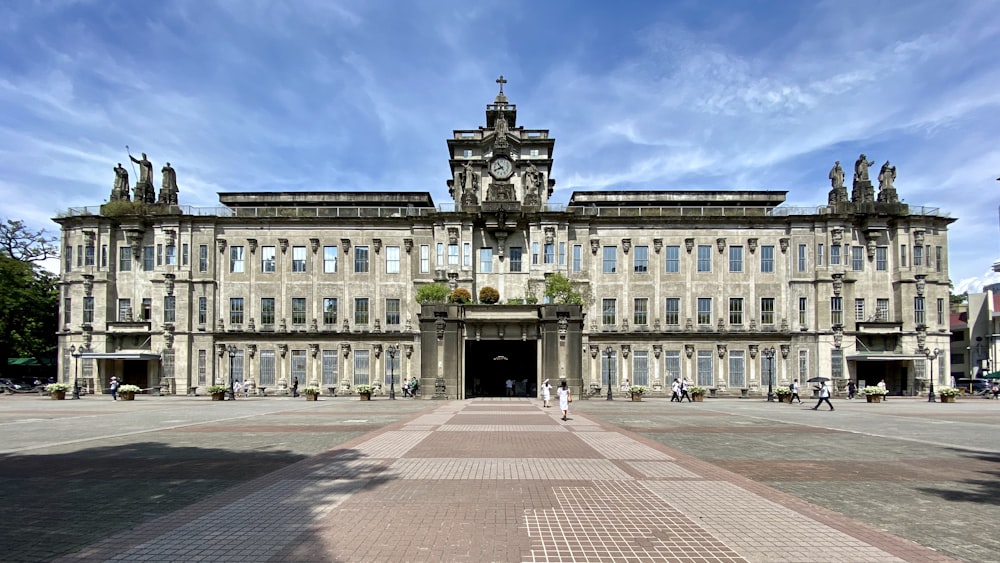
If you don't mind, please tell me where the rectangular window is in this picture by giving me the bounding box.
[323,246,337,273]
[509,247,523,272]
[697,298,712,325]
[602,298,616,326]
[760,245,774,273]
[876,246,888,271]
[354,246,369,273]
[914,296,925,325]
[230,246,244,273]
[817,243,824,267]
[729,246,743,273]
[851,246,864,271]
[665,350,681,382]
[463,242,472,267]
[544,243,555,264]
[665,298,680,326]
[354,297,369,325]
[262,246,276,272]
[156,244,162,266]
[141,298,151,321]
[259,350,276,386]
[261,298,275,326]
[63,297,71,326]
[572,245,582,273]
[181,243,188,266]
[697,350,713,387]
[165,245,176,266]
[65,245,72,272]
[926,245,931,269]
[760,297,775,325]
[83,296,94,323]
[85,244,95,266]
[697,245,712,272]
[632,350,649,386]
[419,245,429,273]
[101,244,108,268]
[291,349,306,383]
[602,246,617,273]
[831,296,843,325]
[799,297,807,325]
[602,350,617,387]
[322,349,338,386]
[164,296,176,323]
[143,246,155,271]
[119,247,132,272]
[799,349,809,380]
[353,350,371,386]
[935,246,942,272]
[729,350,746,387]
[199,244,208,272]
[292,297,306,325]
[633,298,648,325]
[729,297,743,325]
[665,245,680,273]
[532,242,540,265]
[292,246,306,272]
[831,349,844,379]
[448,243,459,265]
[856,298,865,322]
[900,244,907,267]
[385,298,401,326]
[386,246,400,274]
[913,245,923,266]
[876,298,889,321]
[198,349,207,385]
[797,244,807,272]
[830,244,840,266]
[118,298,131,321]
[937,298,944,325]
[76,245,82,267]
[198,296,207,325]
[634,246,648,273]
[323,298,337,326]
[436,243,444,267]
[230,298,244,326]
[479,248,493,273]
[559,242,566,265]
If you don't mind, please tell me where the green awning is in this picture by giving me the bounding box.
[7,358,55,366]
[983,371,1000,379]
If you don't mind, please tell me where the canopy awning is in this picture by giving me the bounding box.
[79,352,161,360]
[846,353,926,362]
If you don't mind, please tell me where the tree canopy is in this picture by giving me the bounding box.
[543,273,584,305]
[0,219,59,364]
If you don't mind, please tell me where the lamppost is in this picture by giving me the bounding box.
[387,344,398,400]
[70,345,81,399]
[763,346,776,402]
[605,346,614,401]
[226,345,238,400]
[926,347,940,403]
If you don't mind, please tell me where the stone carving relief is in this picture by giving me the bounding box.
[716,238,726,254]
[832,273,843,295]
[373,239,382,254]
[653,239,662,254]
[717,344,727,358]
[544,226,555,245]
[748,238,758,254]
[749,344,759,359]
[247,238,258,254]
[779,238,789,254]
[278,238,288,254]
[310,238,320,253]
[341,238,351,254]
[685,238,694,254]
[685,344,694,358]
[915,275,926,296]
[622,239,631,254]
[652,344,662,359]
[780,344,790,359]
[590,239,600,255]
[404,238,413,254]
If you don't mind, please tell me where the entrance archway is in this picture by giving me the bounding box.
[465,340,536,398]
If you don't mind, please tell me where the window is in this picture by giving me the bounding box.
[164,296,176,323]
[572,245,582,273]
[63,297,71,326]
[729,246,743,273]
[77,245,82,267]
[817,243,824,267]
[799,349,809,379]
[64,245,72,272]
[292,298,306,325]
[119,247,132,272]
[529,148,539,157]
[602,299,616,326]
[544,243,555,264]
[156,244,162,266]
[419,245,429,273]
[386,298,401,326]
[632,350,649,386]
[436,243,444,266]
[230,246,244,273]
[913,356,925,380]
[83,296,94,323]
[479,248,493,273]
[532,242,540,265]
[900,244,907,267]
[831,297,843,325]
[323,298,337,326]
[665,298,680,326]
[729,350,746,387]
[230,298,244,326]
[697,298,712,325]
[851,246,864,271]
[760,245,774,273]
[462,149,472,158]
[181,243,188,266]
[261,298,275,326]
[876,247,888,271]
[384,351,401,386]
[935,246,942,272]
[876,298,889,321]
[634,246,648,273]
[760,297,775,325]
[259,350,276,386]
[831,349,844,379]
[799,297,807,325]
[322,350,338,386]
[602,246,617,273]
[633,298,648,325]
[509,247,523,272]
[354,297,369,325]
[353,349,371,386]
[198,349,207,385]
[291,350,306,383]
[141,298,151,321]
[292,246,306,272]
[855,298,865,322]
[559,242,566,265]
[697,245,712,272]
[199,244,208,272]
[354,246,369,273]
[386,246,400,274]
[602,350,617,387]
[262,246,276,272]
[143,246,154,271]
[729,298,743,325]
[914,296,925,325]
[797,244,807,272]
[232,349,244,383]
[697,350,713,386]
[198,296,207,325]
[118,298,131,321]
[448,243,459,266]
[830,244,840,266]
[463,242,472,267]
[85,244,95,266]
[665,246,680,273]
[101,245,108,268]
[665,350,681,382]
[937,298,944,325]
[323,246,337,273]
[165,245,176,266]
[913,245,923,266]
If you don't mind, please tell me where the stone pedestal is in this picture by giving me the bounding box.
[851,180,874,203]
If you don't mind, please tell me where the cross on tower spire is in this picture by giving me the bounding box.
[496,75,507,95]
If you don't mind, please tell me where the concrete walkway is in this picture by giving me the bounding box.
[53,399,955,563]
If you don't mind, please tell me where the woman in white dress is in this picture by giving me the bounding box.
[541,379,552,408]
[557,380,571,421]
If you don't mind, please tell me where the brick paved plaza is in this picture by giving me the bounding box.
[1,393,998,562]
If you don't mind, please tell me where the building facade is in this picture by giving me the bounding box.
[55,83,956,398]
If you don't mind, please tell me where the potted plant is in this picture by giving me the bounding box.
[689,385,708,402]
[479,286,500,304]
[303,386,321,401]
[118,384,141,401]
[356,384,373,400]
[938,387,960,403]
[628,385,648,401]
[45,383,70,400]
[774,386,792,403]
[207,385,228,401]
[860,386,887,403]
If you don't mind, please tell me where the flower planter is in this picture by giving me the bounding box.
[211,392,226,401]
[940,395,956,403]
[691,393,705,402]
[120,392,135,401]
[866,395,882,403]
[359,392,372,401]
[631,393,643,402]
[305,394,319,401]
[778,395,792,403]
[50,390,66,400]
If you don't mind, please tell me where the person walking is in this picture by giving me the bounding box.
[877,379,888,401]
[541,378,552,408]
[678,378,692,402]
[292,377,299,398]
[109,376,119,401]
[233,380,242,399]
[847,380,857,400]
[557,380,571,421]
[811,380,834,411]
[506,378,514,397]
[789,379,803,404]
[670,378,681,402]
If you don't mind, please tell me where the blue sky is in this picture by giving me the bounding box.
[1,0,998,290]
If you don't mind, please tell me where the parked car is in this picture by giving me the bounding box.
[0,378,24,389]
[956,378,991,395]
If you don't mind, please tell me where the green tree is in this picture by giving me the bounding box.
[415,282,450,304]
[543,273,584,305]
[0,220,59,364]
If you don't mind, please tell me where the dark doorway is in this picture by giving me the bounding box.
[465,340,536,398]
[121,361,149,387]
[855,361,907,396]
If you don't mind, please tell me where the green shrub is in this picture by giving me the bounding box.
[450,287,472,304]
[479,286,500,304]
[415,282,450,304]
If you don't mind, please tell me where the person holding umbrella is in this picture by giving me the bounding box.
[810,379,834,411]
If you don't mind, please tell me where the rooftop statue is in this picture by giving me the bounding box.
[853,153,874,183]
[828,161,844,189]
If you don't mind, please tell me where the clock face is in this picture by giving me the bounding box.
[490,157,513,179]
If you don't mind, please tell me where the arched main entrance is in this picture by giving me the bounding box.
[464,340,537,398]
